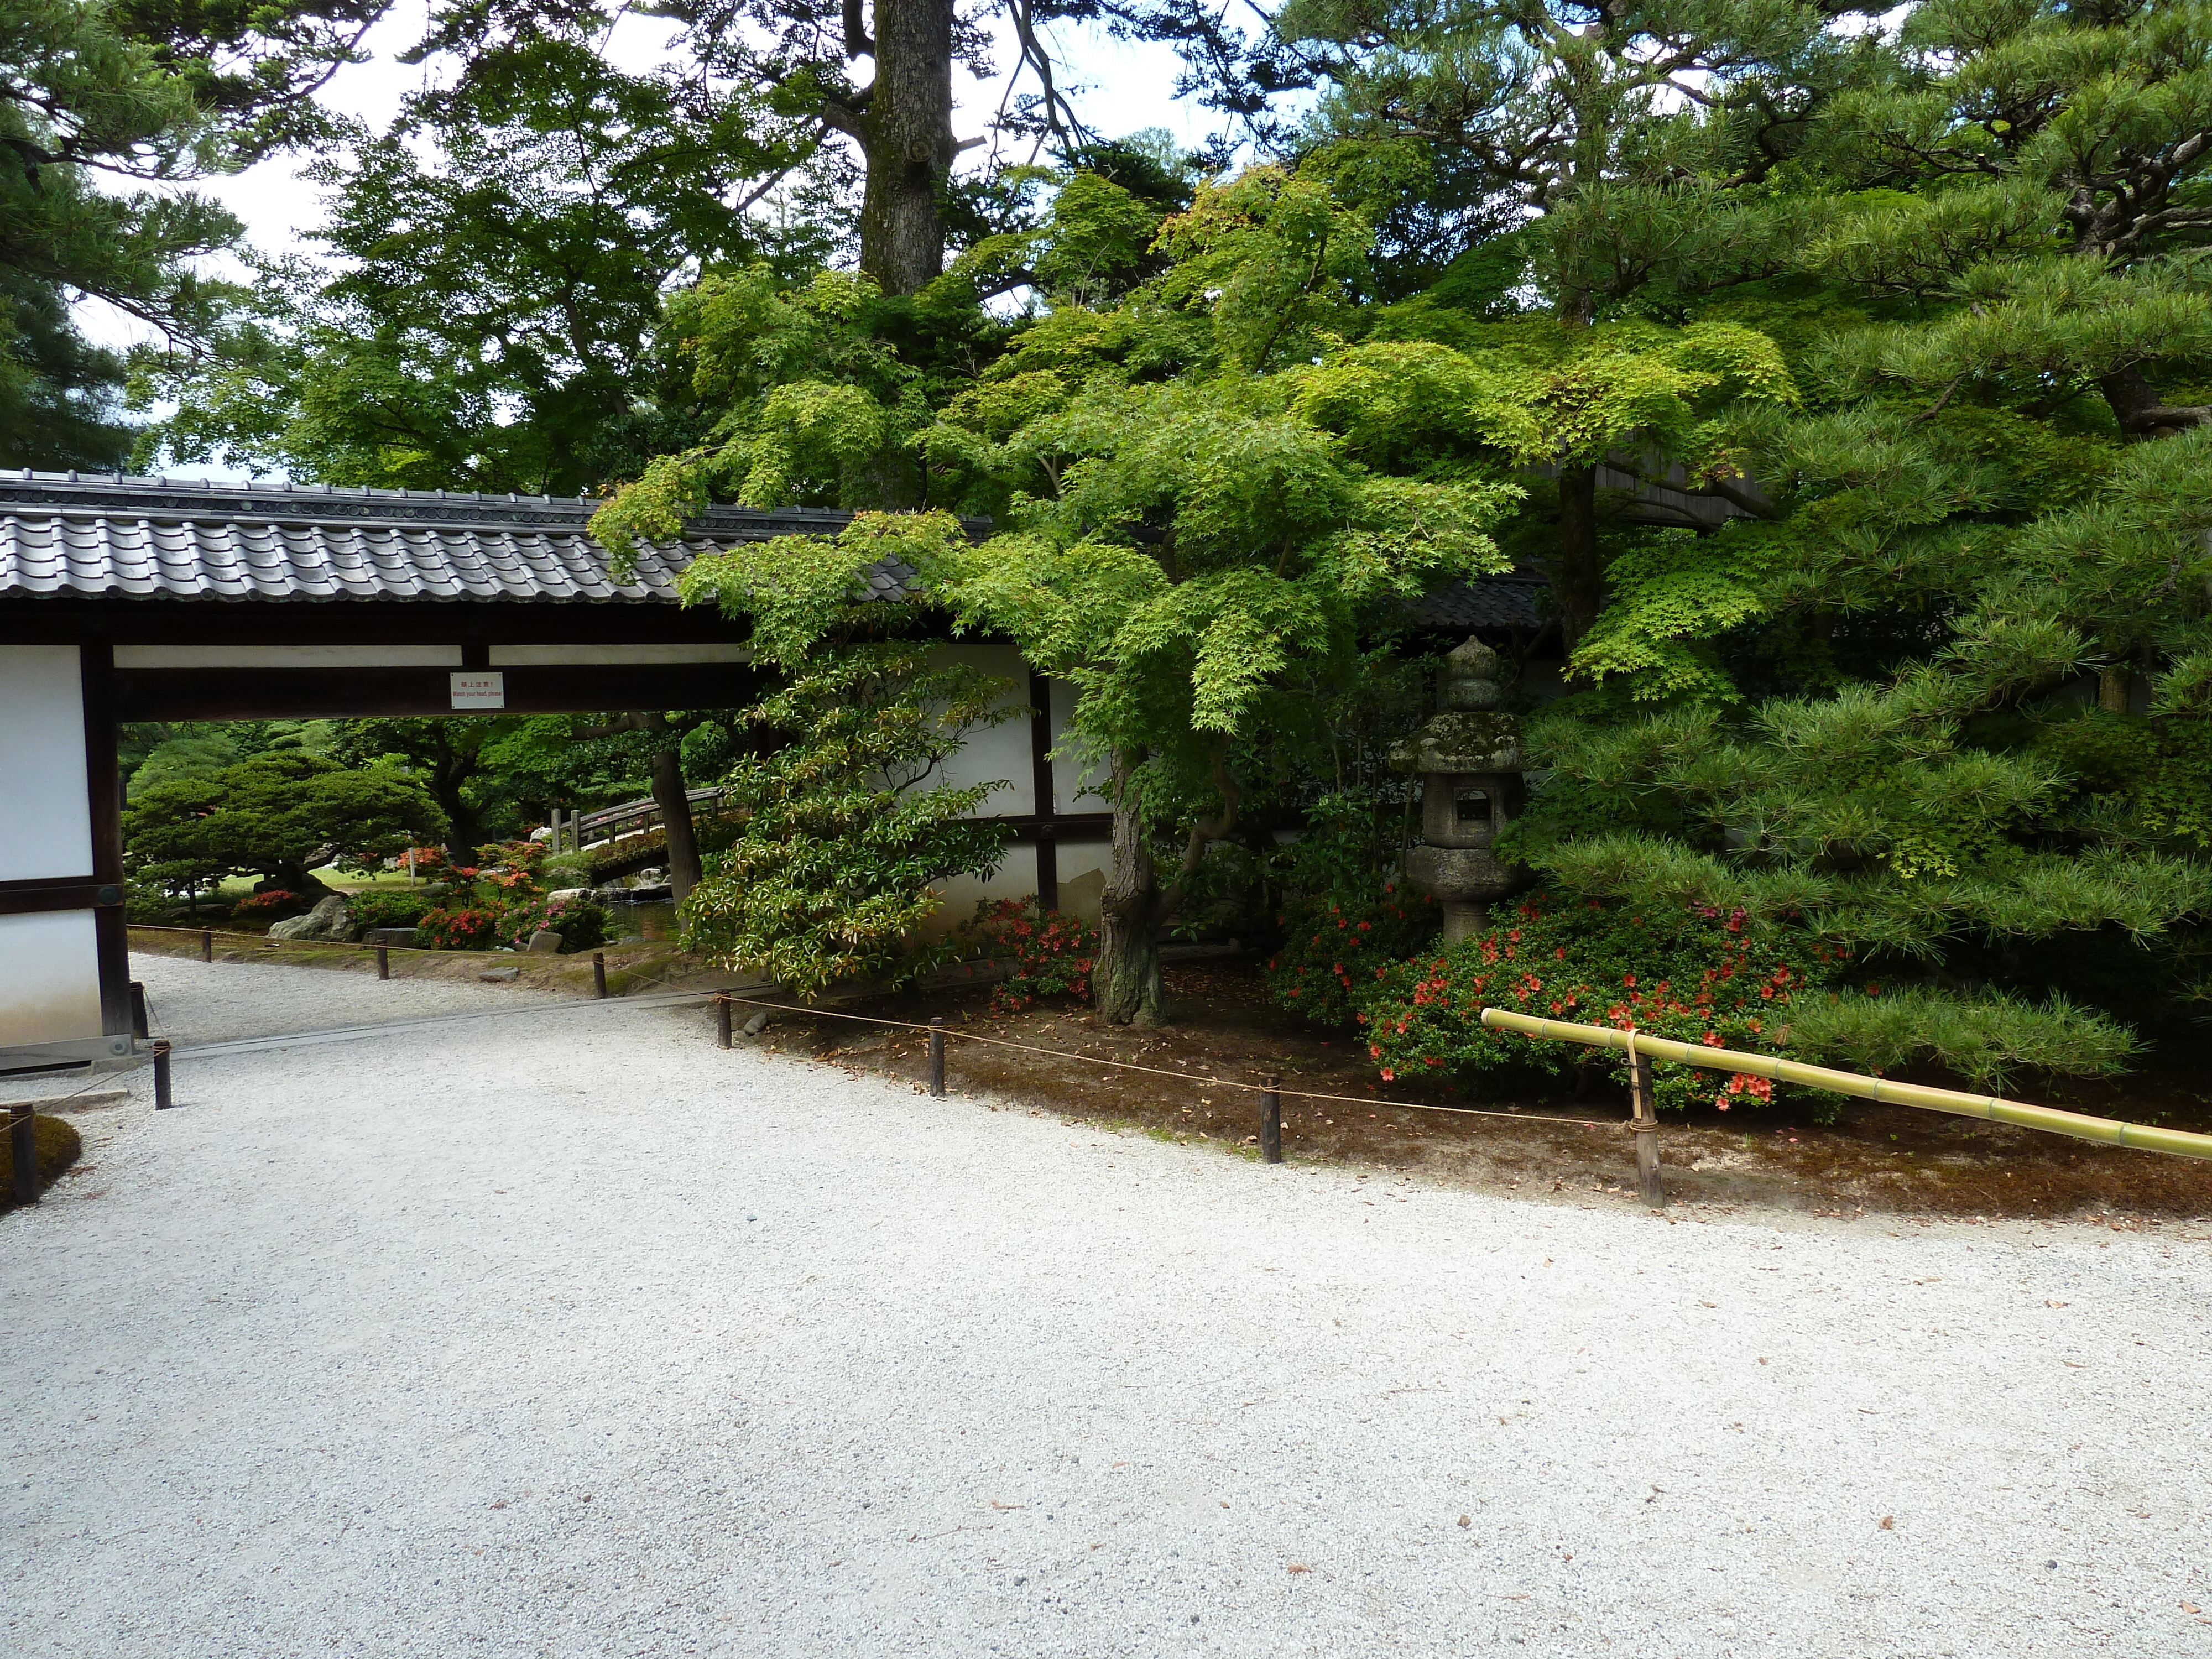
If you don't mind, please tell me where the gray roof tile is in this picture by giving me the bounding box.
[0,472,1553,632]
[0,473,889,606]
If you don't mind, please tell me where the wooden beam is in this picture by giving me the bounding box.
[112,662,772,721]
[79,642,131,1035]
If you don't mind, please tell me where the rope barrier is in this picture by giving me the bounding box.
[133,930,1621,1138]
[711,993,1621,1134]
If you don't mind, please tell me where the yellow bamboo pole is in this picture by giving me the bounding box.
[1479,1007,2212,1162]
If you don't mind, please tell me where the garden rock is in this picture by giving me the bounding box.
[524,930,564,955]
[479,964,520,983]
[268,894,354,942]
[546,888,590,905]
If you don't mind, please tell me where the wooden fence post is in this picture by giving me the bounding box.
[716,994,733,1049]
[375,946,390,980]
[8,1104,36,1204]
[1627,1030,1663,1208]
[128,980,149,1039]
[153,1039,174,1112]
[592,952,607,999]
[1260,1074,1282,1165]
[929,1017,946,1098]
[200,928,213,962]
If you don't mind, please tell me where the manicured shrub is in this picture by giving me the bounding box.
[348,889,439,932]
[415,905,503,951]
[233,889,309,924]
[2,1114,81,1207]
[497,894,613,952]
[1264,884,1439,1028]
[961,900,1097,1013]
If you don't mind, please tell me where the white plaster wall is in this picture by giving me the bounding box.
[0,911,103,1046]
[922,844,1038,942]
[929,644,1035,817]
[1047,677,1112,813]
[1052,838,1116,926]
[0,644,92,881]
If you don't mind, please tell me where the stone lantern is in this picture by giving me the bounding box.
[1393,637,1525,945]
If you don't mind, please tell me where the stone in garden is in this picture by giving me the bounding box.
[524,930,564,954]
[268,893,354,942]
[632,868,665,886]
[479,964,521,983]
[546,888,589,905]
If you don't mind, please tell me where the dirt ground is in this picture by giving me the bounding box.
[129,927,2212,1227]
[769,960,2212,1229]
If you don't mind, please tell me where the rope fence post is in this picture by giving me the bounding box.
[375,946,390,981]
[128,980,149,1039]
[929,1016,946,1098]
[592,951,607,999]
[716,993,732,1050]
[1625,1029,1664,1208]
[8,1104,36,1204]
[1260,1073,1282,1164]
[200,928,213,962]
[153,1039,174,1111]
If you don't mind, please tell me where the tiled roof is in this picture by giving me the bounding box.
[1404,568,1549,633]
[0,472,1548,634]
[0,472,895,605]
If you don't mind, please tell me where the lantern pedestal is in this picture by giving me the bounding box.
[1392,639,1526,943]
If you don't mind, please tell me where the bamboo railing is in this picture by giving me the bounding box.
[1480,1007,2212,1162]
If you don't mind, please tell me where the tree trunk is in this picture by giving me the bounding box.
[1554,461,1603,664]
[434,755,480,869]
[2098,665,2132,714]
[859,0,956,298]
[2098,366,2198,441]
[1095,745,1168,1026]
[646,730,702,909]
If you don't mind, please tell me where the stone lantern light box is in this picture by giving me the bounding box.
[1393,637,1527,945]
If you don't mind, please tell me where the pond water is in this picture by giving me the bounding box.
[611,899,679,943]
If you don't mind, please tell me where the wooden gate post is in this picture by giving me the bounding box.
[716,994,733,1049]
[1260,1074,1282,1165]
[153,1039,174,1112]
[128,980,149,1039]
[1627,1030,1664,1208]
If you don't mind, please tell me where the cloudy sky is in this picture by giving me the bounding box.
[92,2,1234,345]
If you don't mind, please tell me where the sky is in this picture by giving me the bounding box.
[86,2,1246,481]
[88,2,1235,345]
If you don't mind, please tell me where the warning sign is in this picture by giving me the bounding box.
[450,671,506,710]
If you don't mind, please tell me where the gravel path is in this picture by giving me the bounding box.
[4,955,2209,1657]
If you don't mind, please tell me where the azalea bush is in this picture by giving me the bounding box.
[415,905,503,951]
[1264,884,1439,1028]
[1358,893,1844,1112]
[1356,890,2142,1110]
[961,900,1097,1014]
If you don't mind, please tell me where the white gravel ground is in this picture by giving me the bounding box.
[4,953,2209,1657]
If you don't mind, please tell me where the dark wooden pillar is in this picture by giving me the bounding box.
[1028,670,1058,913]
[80,640,132,1036]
